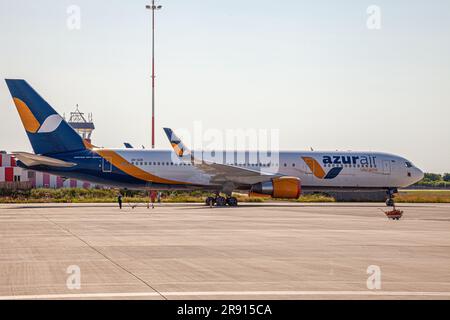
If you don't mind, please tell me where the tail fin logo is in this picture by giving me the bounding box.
[13,98,40,133]
[163,128,190,157]
[302,156,343,179]
[13,98,63,134]
[171,142,184,157]
[37,114,63,133]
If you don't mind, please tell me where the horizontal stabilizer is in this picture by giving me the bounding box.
[123,142,134,149]
[12,152,76,168]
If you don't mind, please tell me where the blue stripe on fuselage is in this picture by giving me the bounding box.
[17,149,147,188]
[324,167,343,179]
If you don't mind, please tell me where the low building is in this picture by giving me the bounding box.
[1,105,100,190]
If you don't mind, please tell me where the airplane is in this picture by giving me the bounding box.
[5,79,424,207]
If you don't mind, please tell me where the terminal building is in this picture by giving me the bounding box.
[0,106,99,190]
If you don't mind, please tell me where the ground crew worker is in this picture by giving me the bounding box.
[117,192,123,209]
[150,190,157,209]
[157,192,161,203]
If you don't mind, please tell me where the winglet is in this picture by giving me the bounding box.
[163,128,190,157]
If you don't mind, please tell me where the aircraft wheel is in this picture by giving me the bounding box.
[215,196,227,207]
[205,197,215,206]
[227,197,238,207]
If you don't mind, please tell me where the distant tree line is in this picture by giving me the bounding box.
[412,173,450,188]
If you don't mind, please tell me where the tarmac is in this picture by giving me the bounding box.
[0,202,449,300]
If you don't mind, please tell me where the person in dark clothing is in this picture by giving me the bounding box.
[117,193,123,209]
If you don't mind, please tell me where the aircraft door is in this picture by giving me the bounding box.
[383,160,391,175]
[102,157,113,173]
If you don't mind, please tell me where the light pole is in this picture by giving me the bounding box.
[146,1,162,149]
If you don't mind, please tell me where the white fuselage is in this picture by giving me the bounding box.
[105,149,423,189]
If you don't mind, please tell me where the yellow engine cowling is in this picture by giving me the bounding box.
[250,177,301,199]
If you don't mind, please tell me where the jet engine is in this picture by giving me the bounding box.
[251,177,301,199]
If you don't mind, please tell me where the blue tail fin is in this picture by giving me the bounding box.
[5,79,86,155]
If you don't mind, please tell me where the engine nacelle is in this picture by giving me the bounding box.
[251,177,301,199]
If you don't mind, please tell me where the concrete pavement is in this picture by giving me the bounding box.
[0,202,449,300]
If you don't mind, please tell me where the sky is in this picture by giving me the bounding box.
[0,0,449,173]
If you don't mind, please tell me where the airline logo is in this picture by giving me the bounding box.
[36,114,63,133]
[13,98,63,134]
[302,157,343,179]
[302,155,378,179]
[322,155,377,166]
[164,128,187,157]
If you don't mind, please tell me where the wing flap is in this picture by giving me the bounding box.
[202,162,278,184]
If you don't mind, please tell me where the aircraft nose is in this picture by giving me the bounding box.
[415,167,425,182]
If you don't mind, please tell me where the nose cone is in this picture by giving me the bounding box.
[414,167,425,183]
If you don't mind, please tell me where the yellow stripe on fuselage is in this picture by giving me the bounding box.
[94,149,188,185]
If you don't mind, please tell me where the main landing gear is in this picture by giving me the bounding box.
[205,195,238,207]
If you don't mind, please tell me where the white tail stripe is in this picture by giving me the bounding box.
[37,114,63,133]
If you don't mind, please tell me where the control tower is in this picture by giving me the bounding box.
[66,105,95,143]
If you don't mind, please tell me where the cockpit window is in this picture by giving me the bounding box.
[405,161,413,168]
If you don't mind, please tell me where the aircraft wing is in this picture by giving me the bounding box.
[195,161,278,185]
[163,128,279,185]
[12,152,77,168]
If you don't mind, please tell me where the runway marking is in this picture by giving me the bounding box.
[1,290,450,300]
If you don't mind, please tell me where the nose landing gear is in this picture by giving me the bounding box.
[386,188,397,207]
[386,198,395,207]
